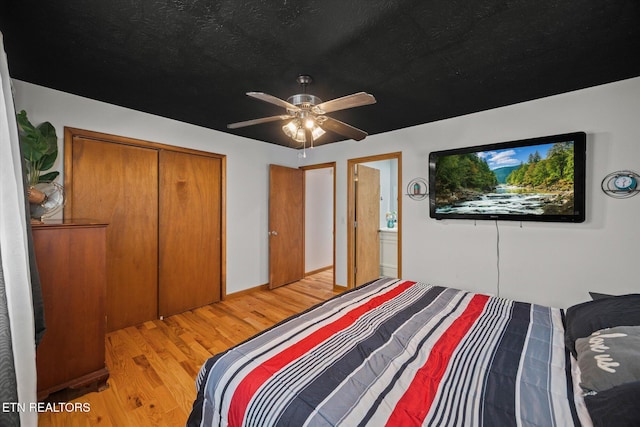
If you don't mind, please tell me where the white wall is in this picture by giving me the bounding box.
[304,168,333,272]
[302,77,640,309]
[13,77,640,308]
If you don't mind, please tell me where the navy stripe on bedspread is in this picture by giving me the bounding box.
[481,302,530,426]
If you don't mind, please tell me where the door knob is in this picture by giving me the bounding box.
[269,230,278,236]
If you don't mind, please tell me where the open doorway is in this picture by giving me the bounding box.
[302,162,336,288]
[347,153,402,288]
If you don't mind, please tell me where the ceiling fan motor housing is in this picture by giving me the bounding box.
[287,93,322,110]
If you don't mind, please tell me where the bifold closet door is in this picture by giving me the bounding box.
[67,137,159,331]
[158,150,222,317]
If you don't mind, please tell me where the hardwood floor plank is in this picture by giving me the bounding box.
[37,270,338,426]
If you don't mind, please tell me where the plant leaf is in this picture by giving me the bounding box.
[17,110,47,162]
[17,109,60,184]
[38,171,60,183]
[36,121,58,155]
[39,151,57,172]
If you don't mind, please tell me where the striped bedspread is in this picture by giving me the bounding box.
[188,278,591,426]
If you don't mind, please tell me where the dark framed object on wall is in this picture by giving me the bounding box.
[428,131,586,223]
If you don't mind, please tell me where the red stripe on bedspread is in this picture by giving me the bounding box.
[228,280,417,427]
[386,294,489,427]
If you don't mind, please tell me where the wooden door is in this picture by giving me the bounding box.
[355,164,380,286]
[158,150,222,316]
[66,137,158,331]
[269,164,304,289]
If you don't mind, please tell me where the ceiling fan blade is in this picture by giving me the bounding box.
[320,116,368,141]
[246,92,300,112]
[227,114,293,129]
[313,92,376,114]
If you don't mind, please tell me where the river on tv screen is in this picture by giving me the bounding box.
[434,142,576,216]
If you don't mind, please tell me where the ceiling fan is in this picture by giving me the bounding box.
[227,75,376,147]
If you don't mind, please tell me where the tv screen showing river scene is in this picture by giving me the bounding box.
[429,132,586,222]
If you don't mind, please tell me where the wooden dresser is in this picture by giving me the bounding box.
[32,221,109,400]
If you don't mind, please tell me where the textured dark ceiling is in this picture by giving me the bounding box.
[1,1,639,148]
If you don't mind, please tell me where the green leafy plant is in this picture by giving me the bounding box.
[16,110,59,186]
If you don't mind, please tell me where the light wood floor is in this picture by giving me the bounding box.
[38,270,339,426]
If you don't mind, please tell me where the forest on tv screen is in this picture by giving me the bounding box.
[435,142,575,194]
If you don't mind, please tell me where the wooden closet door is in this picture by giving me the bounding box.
[158,150,222,317]
[67,138,159,331]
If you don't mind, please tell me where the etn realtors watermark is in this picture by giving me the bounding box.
[2,402,91,413]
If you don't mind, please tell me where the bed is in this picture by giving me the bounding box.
[187,278,640,426]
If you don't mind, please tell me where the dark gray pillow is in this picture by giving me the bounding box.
[589,292,614,300]
[584,380,640,427]
[576,325,640,393]
[564,294,640,357]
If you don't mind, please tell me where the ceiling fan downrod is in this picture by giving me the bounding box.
[296,74,312,92]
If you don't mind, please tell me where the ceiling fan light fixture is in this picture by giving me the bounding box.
[304,118,314,129]
[283,118,325,143]
[282,120,299,139]
[282,119,307,143]
[295,128,306,143]
[311,124,325,140]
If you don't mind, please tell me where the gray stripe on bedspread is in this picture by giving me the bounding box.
[518,304,555,427]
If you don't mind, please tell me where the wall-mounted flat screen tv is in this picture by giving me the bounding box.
[429,132,586,222]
